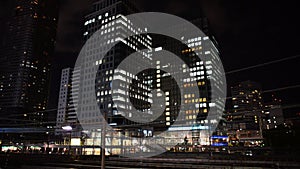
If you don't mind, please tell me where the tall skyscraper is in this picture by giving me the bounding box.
[0,0,58,127]
[86,0,154,122]
[150,18,225,146]
[72,0,152,155]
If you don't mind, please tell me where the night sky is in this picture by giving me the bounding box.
[1,0,300,116]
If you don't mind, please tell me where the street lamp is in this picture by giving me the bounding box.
[101,113,107,169]
[62,125,72,155]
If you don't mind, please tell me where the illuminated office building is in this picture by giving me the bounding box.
[0,0,58,127]
[226,81,264,146]
[78,0,152,155]
[150,18,225,146]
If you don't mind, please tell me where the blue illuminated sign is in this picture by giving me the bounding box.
[211,143,228,146]
[211,135,228,139]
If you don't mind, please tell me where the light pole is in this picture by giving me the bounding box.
[101,113,107,169]
[209,126,213,157]
[62,125,72,155]
[46,131,50,153]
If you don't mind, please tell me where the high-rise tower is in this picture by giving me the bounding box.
[0,0,58,127]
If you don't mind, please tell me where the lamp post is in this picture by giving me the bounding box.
[209,126,213,157]
[46,131,50,154]
[62,125,72,155]
[101,113,107,169]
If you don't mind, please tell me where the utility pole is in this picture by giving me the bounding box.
[101,112,107,169]
[62,125,73,155]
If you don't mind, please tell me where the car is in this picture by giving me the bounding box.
[244,150,253,156]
